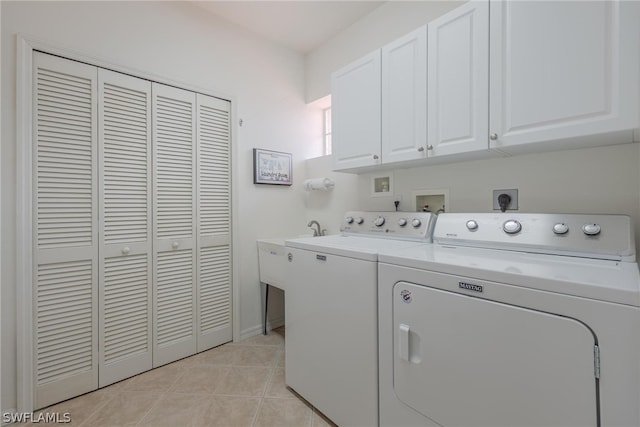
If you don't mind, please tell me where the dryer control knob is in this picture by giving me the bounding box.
[411,218,422,228]
[582,223,601,236]
[355,217,364,225]
[345,216,354,224]
[374,216,386,227]
[398,218,408,227]
[503,220,522,234]
[553,223,569,235]
[466,220,479,231]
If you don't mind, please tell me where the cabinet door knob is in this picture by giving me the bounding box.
[417,146,425,152]
[490,133,498,140]
[373,154,379,160]
[427,145,433,150]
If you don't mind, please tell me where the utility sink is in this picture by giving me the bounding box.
[257,238,287,291]
[257,238,290,335]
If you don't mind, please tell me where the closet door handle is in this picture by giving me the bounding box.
[172,241,180,249]
[121,247,130,255]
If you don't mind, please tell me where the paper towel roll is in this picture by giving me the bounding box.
[303,177,335,191]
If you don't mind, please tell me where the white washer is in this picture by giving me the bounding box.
[378,213,640,427]
[285,211,436,427]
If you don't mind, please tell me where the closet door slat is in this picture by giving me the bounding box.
[196,94,232,351]
[98,67,153,387]
[33,51,99,410]
[152,83,197,367]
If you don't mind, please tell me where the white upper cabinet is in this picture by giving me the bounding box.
[489,0,640,152]
[331,0,640,173]
[331,51,381,170]
[381,26,428,164]
[428,1,489,157]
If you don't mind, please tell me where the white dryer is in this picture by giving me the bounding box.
[285,211,436,427]
[378,213,640,427]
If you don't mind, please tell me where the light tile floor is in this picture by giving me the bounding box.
[19,327,337,427]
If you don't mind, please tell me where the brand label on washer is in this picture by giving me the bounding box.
[459,281,483,293]
[400,290,412,303]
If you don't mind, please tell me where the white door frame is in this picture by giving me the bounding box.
[15,35,239,412]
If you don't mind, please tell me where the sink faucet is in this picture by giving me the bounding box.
[307,220,322,237]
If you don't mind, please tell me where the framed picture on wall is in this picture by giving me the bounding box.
[253,148,293,186]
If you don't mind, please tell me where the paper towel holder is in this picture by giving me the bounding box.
[303,177,335,191]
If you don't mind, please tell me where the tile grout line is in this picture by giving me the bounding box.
[65,387,117,427]
[133,390,168,427]
[252,344,282,426]
[130,354,199,426]
[251,338,285,426]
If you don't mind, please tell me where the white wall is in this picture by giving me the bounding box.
[357,143,640,247]
[303,155,360,234]
[1,0,322,413]
[305,0,463,102]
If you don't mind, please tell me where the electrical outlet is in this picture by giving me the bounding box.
[493,189,518,211]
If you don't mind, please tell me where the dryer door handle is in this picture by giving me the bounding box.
[399,323,411,362]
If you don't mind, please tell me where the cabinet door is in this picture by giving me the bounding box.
[152,83,197,367]
[489,0,640,150]
[428,0,489,157]
[331,51,381,171]
[381,26,427,164]
[196,94,232,351]
[32,52,99,409]
[98,69,153,387]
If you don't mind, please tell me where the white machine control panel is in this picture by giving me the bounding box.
[341,211,436,241]
[436,213,636,261]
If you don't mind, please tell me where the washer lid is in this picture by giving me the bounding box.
[285,235,427,261]
[379,244,640,306]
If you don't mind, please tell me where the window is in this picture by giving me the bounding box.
[323,107,332,155]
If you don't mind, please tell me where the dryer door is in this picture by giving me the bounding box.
[393,282,598,427]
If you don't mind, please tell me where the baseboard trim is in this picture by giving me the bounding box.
[237,316,285,342]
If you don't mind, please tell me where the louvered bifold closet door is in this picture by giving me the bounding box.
[196,94,232,351]
[152,83,198,367]
[98,69,153,387]
[32,52,99,409]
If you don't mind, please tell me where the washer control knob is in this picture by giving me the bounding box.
[503,220,522,234]
[345,216,354,224]
[355,217,364,225]
[374,216,386,227]
[398,218,408,227]
[553,223,569,235]
[466,220,479,231]
[582,223,601,236]
[411,218,422,228]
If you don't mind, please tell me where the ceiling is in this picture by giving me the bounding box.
[190,1,386,54]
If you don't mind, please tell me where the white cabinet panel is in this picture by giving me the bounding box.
[381,26,427,164]
[489,0,640,150]
[331,51,381,170]
[428,0,489,157]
